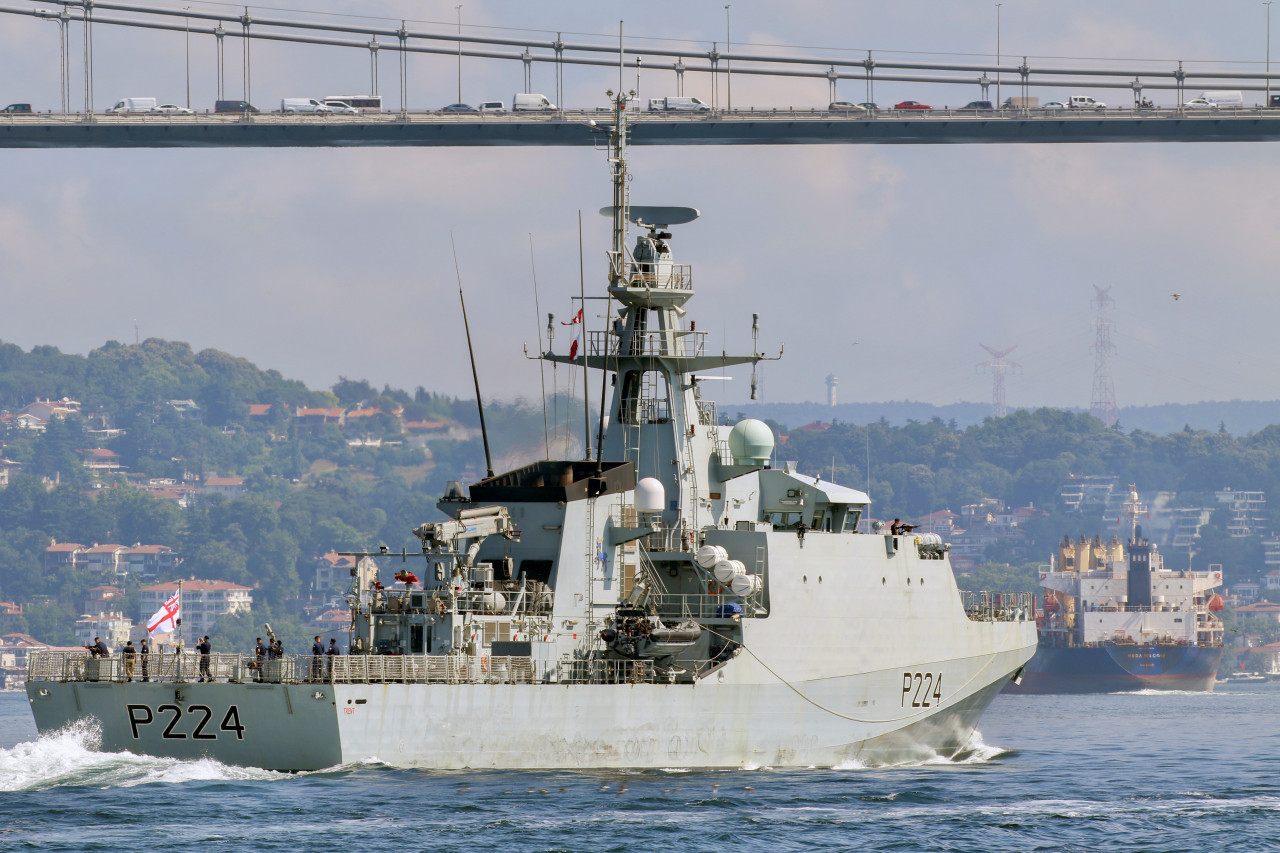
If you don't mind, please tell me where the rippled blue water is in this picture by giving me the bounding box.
[1,685,1277,852]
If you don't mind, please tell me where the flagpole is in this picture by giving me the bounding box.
[579,209,591,461]
[176,578,183,652]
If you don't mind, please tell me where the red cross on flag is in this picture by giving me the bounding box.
[146,591,180,637]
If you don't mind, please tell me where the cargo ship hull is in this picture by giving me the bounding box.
[1005,642,1223,694]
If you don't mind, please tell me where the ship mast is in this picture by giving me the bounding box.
[1121,484,1145,545]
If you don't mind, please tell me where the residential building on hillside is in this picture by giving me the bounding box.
[166,400,202,420]
[43,542,84,572]
[82,585,124,614]
[201,476,246,498]
[77,447,122,472]
[1059,475,1117,513]
[1216,488,1268,538]
[120,545,179,580]
[1169,507,1213,550]
[14,398,80,431]
[1236,600,1280,624]
[295,407,345,433]
[139,580,252,638]
[1233,582,1262,604]
[79,544,128,576]
[313,552,376,594]
[74,611,133,648]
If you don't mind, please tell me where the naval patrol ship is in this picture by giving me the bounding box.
[25,93,1037,771]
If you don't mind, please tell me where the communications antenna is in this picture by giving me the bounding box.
[977,344,1020,417]
[1090,285,1119,426]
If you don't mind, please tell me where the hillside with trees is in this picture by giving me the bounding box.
[0,337,1275,651]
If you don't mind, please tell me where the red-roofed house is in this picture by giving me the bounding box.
[83,585,123,613]
[44,542,85,571]
[78,447,122,472]
[313,609,351,635]
[315,551,356,593]
[403,419,448,433]
[202,476,247,498]
[140,579,253,637]
[1236,601,1280,624]
[247,403,273,418]
[295,407,345,433]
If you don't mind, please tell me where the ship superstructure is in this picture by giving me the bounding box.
[1008,485,1225,694]
[26,93,1037,770]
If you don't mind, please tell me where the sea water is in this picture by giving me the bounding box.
[1,685,1277,852]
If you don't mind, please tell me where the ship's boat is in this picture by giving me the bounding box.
[25,93,1037,771]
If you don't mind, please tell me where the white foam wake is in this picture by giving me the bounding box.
[0,719,283,790]
[829,730,1007,770]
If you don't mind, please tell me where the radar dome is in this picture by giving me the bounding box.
[727,419,775,466]
[635,477,666,512]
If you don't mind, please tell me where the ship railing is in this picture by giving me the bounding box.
[329,654,534,685]
[962,590,1034,622]
[647,592,764,619]
[25,651,539,685]
[587,330,707,359]
[375,586,554,618]
[624,263,693,291]
[26,651,289,684]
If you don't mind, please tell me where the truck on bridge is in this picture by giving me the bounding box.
[648,97,711,112]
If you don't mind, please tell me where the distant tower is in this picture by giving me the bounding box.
[977,344,1021,417]
[1090,285,1119,426]
[825,374,838,407]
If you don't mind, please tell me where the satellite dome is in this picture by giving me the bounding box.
[635,477,665,512]
[727,419,775,466]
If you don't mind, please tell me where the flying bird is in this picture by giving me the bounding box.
[1172,293,1180,301]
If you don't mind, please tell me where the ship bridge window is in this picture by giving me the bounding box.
[840,507,862,533]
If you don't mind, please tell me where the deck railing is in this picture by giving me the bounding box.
[962,590,1035,622]
[27,650,722,685]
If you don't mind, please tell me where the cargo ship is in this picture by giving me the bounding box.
[1007,485,1225,694]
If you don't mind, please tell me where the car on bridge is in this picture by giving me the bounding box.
[150,104,193,116]
[894,100,932,110]
[828,101,867,113]
[1067,96,1107,110]
[1040,101,1067,110]
[322,100,360,115]
[439,103,478,114]
[2,103,32,114]
[478,101,506,113]
[1182,98,1220,110]
[858,102,878,111]
[960,101,994,111]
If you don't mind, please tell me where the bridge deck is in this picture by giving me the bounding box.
[4,109,1280,147]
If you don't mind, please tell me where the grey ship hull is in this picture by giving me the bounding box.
[28,643,1029,770]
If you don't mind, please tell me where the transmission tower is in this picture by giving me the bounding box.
[1090,285,1119,426]
[977,344,1021,417]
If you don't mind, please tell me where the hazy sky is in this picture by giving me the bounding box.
[0,1,1276,411]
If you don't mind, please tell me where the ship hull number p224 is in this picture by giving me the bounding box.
[901,672,942,708]
[126,704,246,740]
